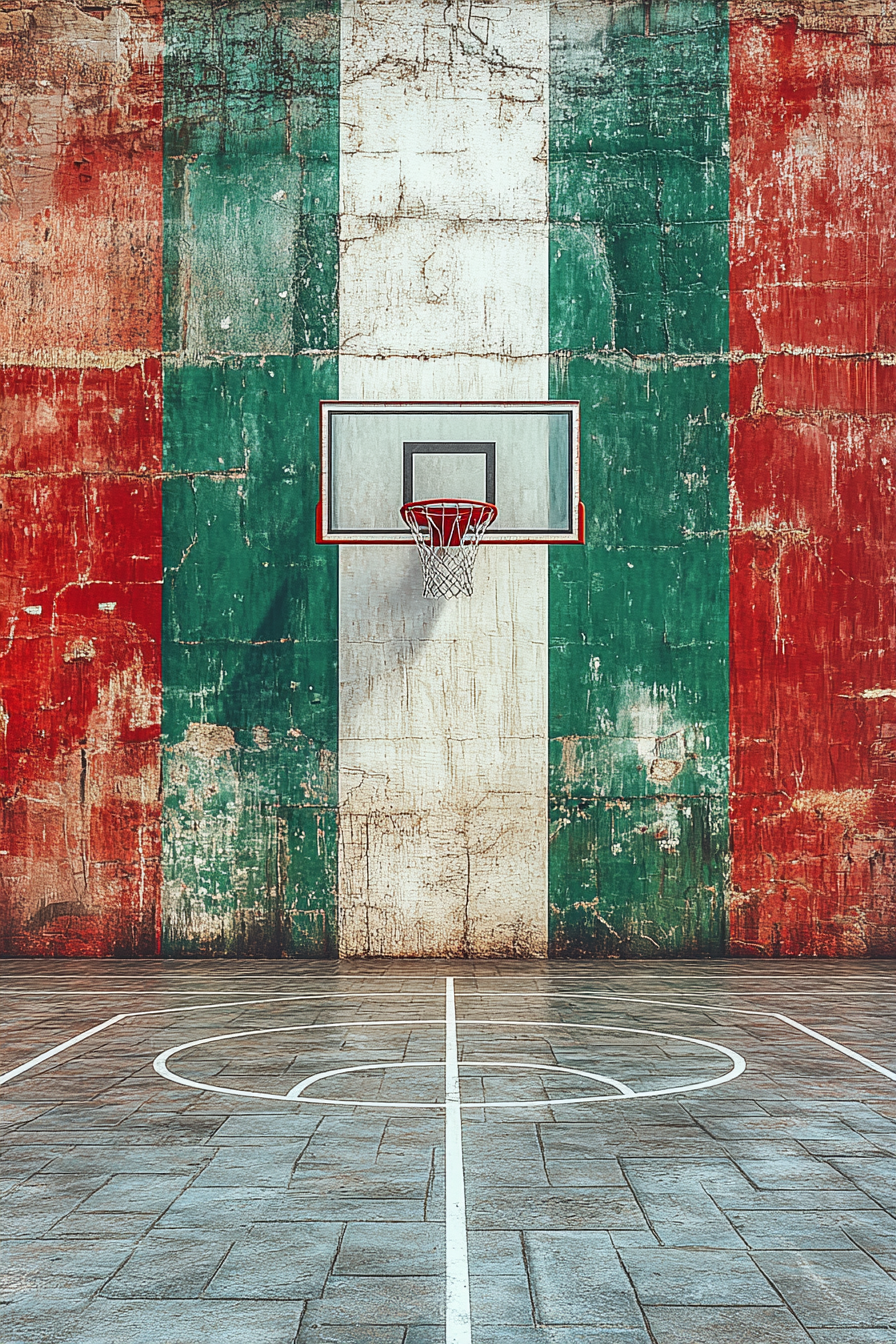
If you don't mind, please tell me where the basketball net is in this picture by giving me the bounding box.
[400,499,498,598]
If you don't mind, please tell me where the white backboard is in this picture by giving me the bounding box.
[318,401,582,543]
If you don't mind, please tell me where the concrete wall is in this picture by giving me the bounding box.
[337,0,549,957]
[1,0,894,958]
[0,0,163,955]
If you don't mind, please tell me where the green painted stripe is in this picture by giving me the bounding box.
[548,1,730,957]
[161,1,340,956]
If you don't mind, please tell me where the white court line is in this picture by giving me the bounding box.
[444,977,472,1344]
[285,1059,634,1101]
[0,1015,126,1087]
[463,993,896,1085]
[1,989,894,1090]
[152,1020,741,1108]
[775,1014,896,1083]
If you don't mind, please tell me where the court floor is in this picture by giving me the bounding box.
[1,959,896,1344]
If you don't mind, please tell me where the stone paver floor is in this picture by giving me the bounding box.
[1,959,896,1343]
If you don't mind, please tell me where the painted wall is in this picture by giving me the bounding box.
[548,0,730,957]
[728,1,896,956]
[337,0,550,958]
[0,0,163,955]
[161,0,340,956]
[2,0,894,959]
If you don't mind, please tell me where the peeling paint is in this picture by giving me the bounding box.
[4,0,894,962]
[160,0,340,958]
[336,0,551,959]
[731,1,896,43]
[175,723,238,761]
[548,0,730,957]
[729,8,896,957]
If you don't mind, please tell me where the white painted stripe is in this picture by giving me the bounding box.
[444,977,472,1344]
[337,0,550,957]
[0,1015,125,1087]
[774,1014,896,1083]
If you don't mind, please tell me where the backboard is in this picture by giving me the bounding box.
[317,401,582,544]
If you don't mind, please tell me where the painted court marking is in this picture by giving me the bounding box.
[444,978,471,1344]
[1,980,894,1344]
[152,1019,743,1107]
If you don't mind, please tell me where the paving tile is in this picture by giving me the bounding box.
[192,1151,302,1189]
[697,1118,874,1144]
[101,1230,234,1298]
[800,1137,892,1158]
[0,1303,81,1343]
[610,1230,661,1247]
[525,1232,644,1327]
[468,1333,652,1344]
[621,1158,753,1197]
[43,1149,212,1176]
[0,1237,135,1280]
[729,1156,856,1189]
[754,1250,896,1327]
[301,1275,442,1325]
[831,1159,896,1206]
[619,1166,746,1247]
[297,1329,406,1344]
[47,1212,160,1239]
[536,1125,617,1159]
[290,1166,430,1199]
[212,1114,322,1140]
[464,1163,550,1189]
[77,1174,194,1214]
[157,1185,421,1227]
[618,1248,782,1306]
[467,1230,527,1274]
[714,1190,882,1211]
[0,1187,101,1237]
[470,1274,534,1326]
[648,1201,745,1248]
[644,1304,812,1342]
[51,1298,305,1343]
[729,1209,896,1251]
[468,1189,647,1232]
[544,1160,627,1187]
[808,1332,896,1343]
[334,1221,442,1275]
[205,1222,341,1298]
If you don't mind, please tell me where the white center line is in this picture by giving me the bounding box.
[444,976,472,1344]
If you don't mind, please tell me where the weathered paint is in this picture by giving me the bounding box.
[337,0,550,957]
[0,0,162,358]
[0,0,163,957]
[4,1,895,962]
[728,8,896,956]
[548,0,731,956]
[161,0,340,956]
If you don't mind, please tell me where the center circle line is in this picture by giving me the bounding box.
[152,1015,745,1109]
[286,1059,635,1102]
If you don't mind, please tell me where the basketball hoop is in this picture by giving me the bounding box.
[400,498,498,598]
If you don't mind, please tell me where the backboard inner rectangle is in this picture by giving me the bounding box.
[403,443,496,508]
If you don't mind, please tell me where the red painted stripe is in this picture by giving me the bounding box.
[0,4,162,355]
[729,16,896,956]
[0,0,162,957]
